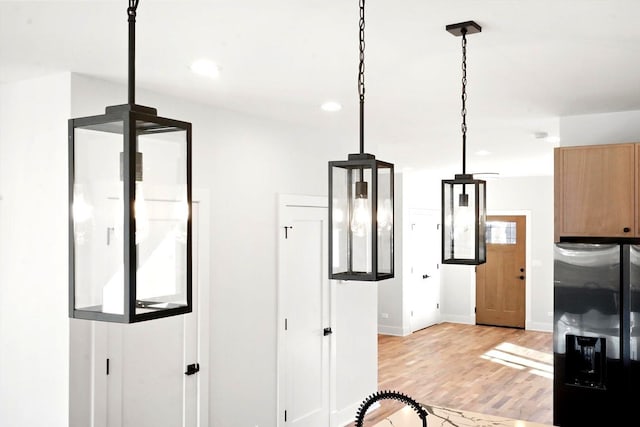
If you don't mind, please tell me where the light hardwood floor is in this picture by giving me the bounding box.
[352,322,554,426]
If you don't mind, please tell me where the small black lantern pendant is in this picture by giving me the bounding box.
[329,154,394,281]
[441,21,487,265]
[328,0,394,281]
[69,0,192,322]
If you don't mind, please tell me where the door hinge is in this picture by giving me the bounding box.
[437,303,439,309]
[285,318,288,330]
[106,358,110,375]
[185,363,200,376]
[474,307,477,313]
[284,226,293,239]
[284,410,287,422]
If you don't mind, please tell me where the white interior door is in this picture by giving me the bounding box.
[94,199,208,427]
[278,195,331,427]
[408,209,441,332]
[107,315,189,427]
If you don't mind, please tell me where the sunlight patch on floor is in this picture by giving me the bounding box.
[481,342,553,379]
[495,342,553,364]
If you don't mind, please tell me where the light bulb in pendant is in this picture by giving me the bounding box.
[135,182,149,244]
[72,191,93,223]
[351,181,370,237]
[72,186,93,245]
[455,203,474,235]
[378,199,393,232]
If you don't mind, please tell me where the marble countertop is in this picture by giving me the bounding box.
[372,403,554,427]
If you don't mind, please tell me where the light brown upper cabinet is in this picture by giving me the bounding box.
[554,143,637,241]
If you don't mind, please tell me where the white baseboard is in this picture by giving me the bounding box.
[439,314,475,325]
[526,321,553,333]
[378,324,410,336]
[440,316,553,333]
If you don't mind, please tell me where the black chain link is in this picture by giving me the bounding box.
[461,29,467,135]
[128,0,139,16]
[357,0,366,154]
[460,27,468,173]
[358,0,365,102]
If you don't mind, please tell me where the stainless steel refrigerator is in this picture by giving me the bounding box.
[553,242,640,426]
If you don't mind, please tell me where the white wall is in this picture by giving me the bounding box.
[0,72,378,427]
[377,173,405,336]
[376,170,443,335]
[560,110,640,147]
[439,176,554,331]
[334,283,378,426]
[486,176,555,331]
[396,170,555,332]
[0,73,71,427]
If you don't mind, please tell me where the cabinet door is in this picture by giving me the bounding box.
[555,143,636,239]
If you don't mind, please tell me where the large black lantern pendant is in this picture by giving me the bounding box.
[441,21,487,265]
[329,0,394,282]
[69,0,192,322]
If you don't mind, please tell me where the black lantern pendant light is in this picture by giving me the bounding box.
[69,0,192,322]
[328,0,394,281]
[441,21,487,265]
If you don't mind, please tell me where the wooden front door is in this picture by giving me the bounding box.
[476,215,526,328]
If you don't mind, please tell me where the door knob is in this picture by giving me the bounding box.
[519,275,525,280]
[323,327,333,336]
[422,274,430,279]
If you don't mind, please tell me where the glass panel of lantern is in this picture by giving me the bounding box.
[329,154,394,281]
[69,106,192,323]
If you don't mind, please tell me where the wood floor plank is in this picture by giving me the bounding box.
[349,322,554,426]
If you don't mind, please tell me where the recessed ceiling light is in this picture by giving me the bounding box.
[321,101,342,112]
[190,59,220,79]
[533,131,549,139]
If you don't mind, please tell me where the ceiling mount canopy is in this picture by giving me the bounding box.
[328,0,394,282]
[68,0,193,323]
[441,20,487,266]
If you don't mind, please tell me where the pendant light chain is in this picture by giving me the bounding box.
[460,27,468,175]
[358,0,366,154]
[127,0,140,105]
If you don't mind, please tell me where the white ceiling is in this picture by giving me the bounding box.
[3,0,640,177]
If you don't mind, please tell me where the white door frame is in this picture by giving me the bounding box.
[192,189,211,427]
[276,193,335,427]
